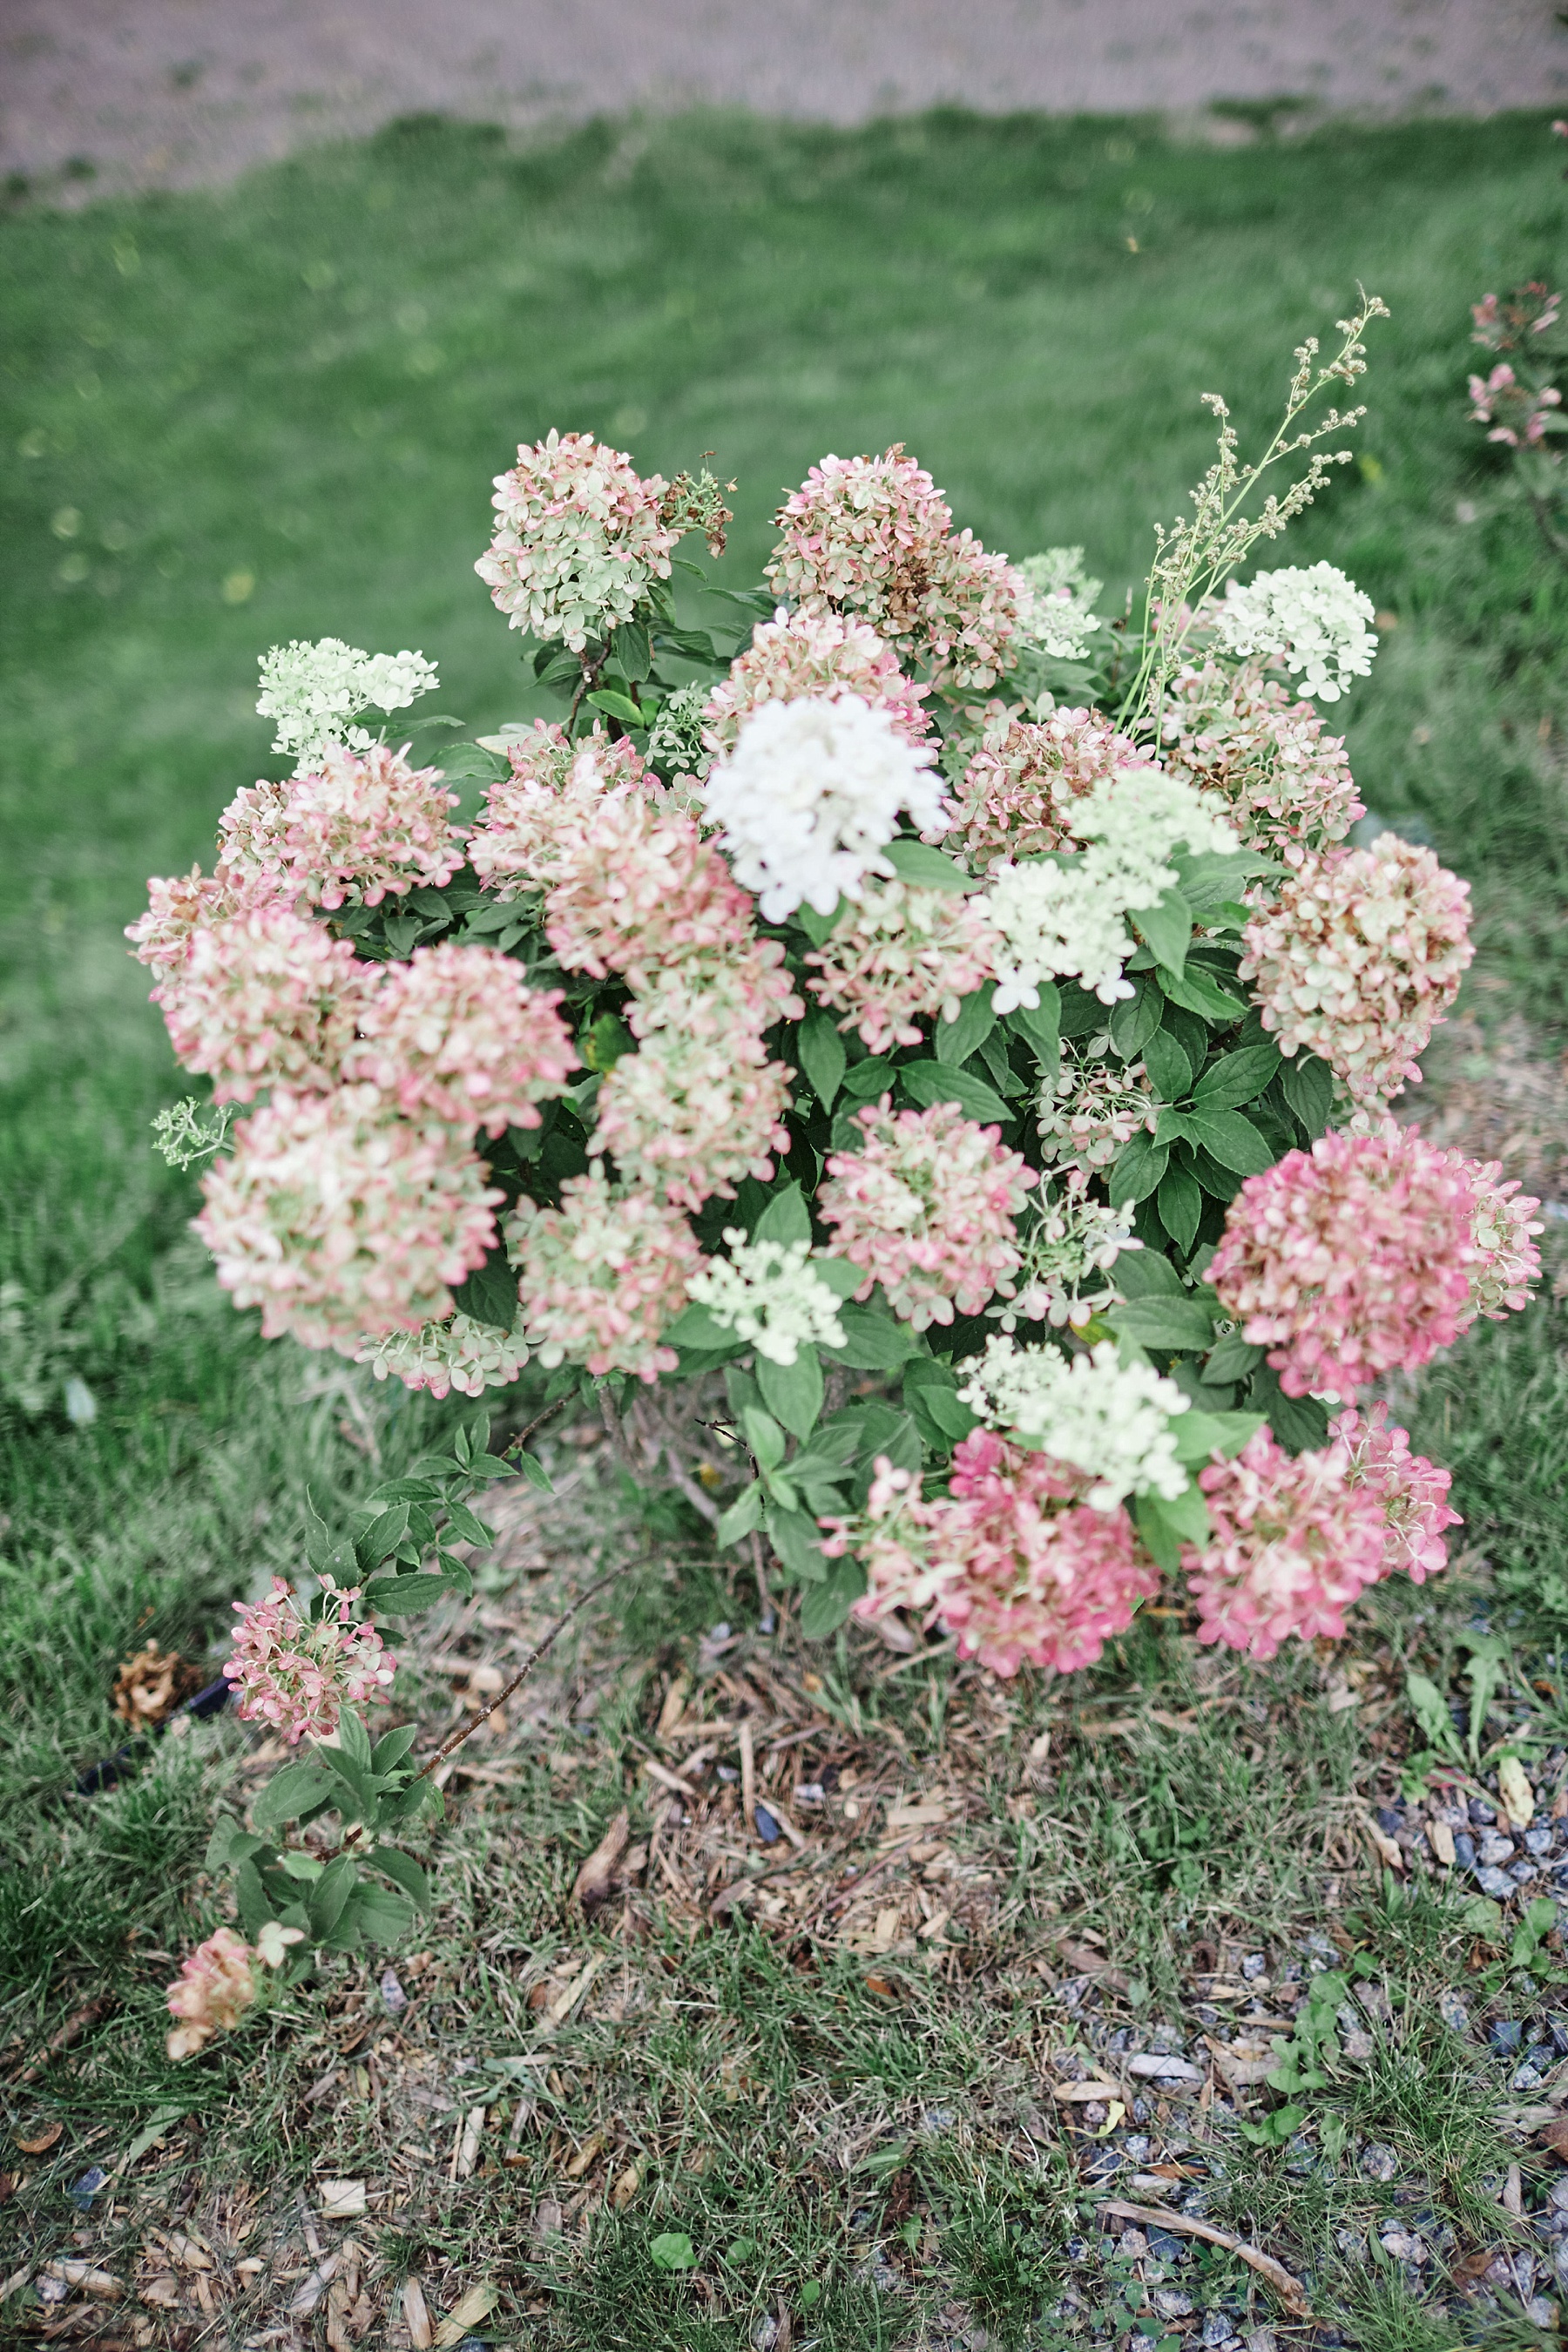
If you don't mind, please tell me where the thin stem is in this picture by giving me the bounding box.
[412,1562,627,1785]
[504,1395,569,1461]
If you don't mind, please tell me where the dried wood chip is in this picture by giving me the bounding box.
[434,2281,499,2348]
[563,2128,605,2181]
[453,2107,485,2180]
[402,2276,434,2351]
[287,2254,341,2317]
[571,1808,630,1910]
[1051,2080,1122,2103]
[545,1954,604,2024]
[1097,2200,1310,2316]
[1428,1819,1456,1868]
[164,2233,213,2272]
[1360,1812,1405,1873]
[43,2261,123,2300]
[612,2162,640,2207]
[139,2273,180,2308]
[1499,1756,1536,1831]
[319,2179,367,2217]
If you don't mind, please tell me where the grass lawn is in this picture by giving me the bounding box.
[3,104,1568,2350]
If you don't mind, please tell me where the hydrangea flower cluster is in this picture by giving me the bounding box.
[255,639,440,774]
[645,683,711,781]
[1329,1401,1461,1582]
[195,1085,502,1353]
[687,1232,847,1366]
[945,709,1152,872]
[701,605,932,760]
[126,861,283,980]
[1037,1045,1158,1169]
[804,879,999,1052]
[1209,1125,1538,1402]
[1240,835,1474,1104]
[1468,363,1563,447]
[766,446,1024,689]
[835,1435,1157,1677]
[223,1573,398,1745]
[1182,1428,1389,1659]
[702,694,947,922]
[1013,548,1105,662]
[150,904,375,1104]
[220,744,463,911]
[537,780,763,990]
[465,725,655,899]
[591,997,794,1212]
[343,944,578,1135]
[1161,659,1364,860]
[1213,563,1379,702]
[1462,1152,1544,1316]
[166,1928,265,2060]
[356,1308,531,1399]
[505,1166,703,1382]
[817,1099,1036,1328]
[956,1336,1189,1510]
[476,429,680,651]
[990,1183,1139,1330]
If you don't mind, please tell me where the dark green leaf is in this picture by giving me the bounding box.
[1133,1492,1184,1573]
[1170,846,1281,908]
[1189,1146,1244,1201]
[766,1504,828,1582]
[662,1302,740,1354]
[373,1848,430,1911]
[1206,1333,1264,1383]
[363,1573,449,1614]
[1005,987,1060,1080]
[1112,1247,1183,1299]
[800,1554,867,1639]
[1193,1043,1282,1112]
[899,1060,1010,1126]
[449,1249,520,1328]
[754,1182,810,1247]
[354,1505,410,1572]
[809,1254,862,1299]
[1136,887,1193,977]
[308,1855,359,1940]
[436,743,508,782]
[252,1761,338,1831]
[757,1345,823,1439]
[585,688,644,726]
[1280,1051,1335,1138]
[1157,963,1244,1024]
[1142,1029,1193,1104]
[1109,1297,1219,1353]
[934,983,997,1066]
[1170,1409,1265,1465]
[514,1449,554,1492]
[1181,1107,1274,1176]
[794,898,841,948]
[347,1884,417,1945]
[1108,1132,1169,1207]
[1156,1161,1202,1254]
[902,1362,979,1447]
[612,622,652,681]
[840,1055,897,1103]
[741,1407,787,1472]
[715,1483,764,1547]
[797,1009,847,1111]
[204,1816,262,1873]
[821,1304,920,1369]
[882,839,975,893]
[371,1724,418,1774]
[1109,982,1162,1060]
[1058,983,1104,1037]
[1247,1363,1329,1454]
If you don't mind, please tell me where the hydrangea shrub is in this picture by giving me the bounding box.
[136,306,1548,2036]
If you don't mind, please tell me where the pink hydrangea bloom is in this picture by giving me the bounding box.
[1468,362,1564,446]
[1328,1401,1460,1582]
[1182,1428,1389,1659]
[805,880,998,1053]
[837,1431,1156,1676]
[592,984,794,1212]
[766,445,1025,691]
[1240,837,1473,1105]
[1210,1126,1482,1401]
[126,861,285,980]
[1458,1152,1544,1317]
[476,429,679,650]
[1161,659,1365,861]
[224,1574,397,1746]
[816,1098,1037,1328]
[345,943,578,1135]
[357,1306,528,1399]
[166,1928,263,2059]
[702,605,932,759]
[1037,1047,1158,1171]
[945,710,1153,871]
[542,788,761,988]
[151,904,376,1104]
[506,1166,701,1382]
[220,745,462,912]
[466,725,657,900]
[196,1085,502,1353]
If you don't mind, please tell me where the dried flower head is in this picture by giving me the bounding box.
[166,1929,264,2059]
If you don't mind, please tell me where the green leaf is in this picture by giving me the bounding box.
[800,1553,867,1639]
[766,1503,828,1583]
[1280,1051,1335,1138]
[1156,1161,1202,1254]
[757,1345,823,1439]
[663,1302,739,1354]
[1157,963,1243,1024]
[840,1054,897,1103]
[1109,1297,1219,1353]
[514,1449,554,1492]
[716,1483,765,1548]
[373,1848,431,1911]
[1113,1247,1183,1298]
[204,1816,263,1873]
[308,1855,359,1940]
[1247,1365,1329,1455]
[1005,986,1061,1076]
[612,621,652,681]
[1405,1673,1464,1762]
[1193,1043,1282,1112]
[1108,1132,1169,1208]
[363,1573,449,1614]
[794,898,841,949]
[354,1504,411,1572]
[1133,1492,1184,1573]
[934,984,997,1066]
[1169,1409,1265,1465]
[754,1182,810,1247]
[808,1254,862,1299]
[442,1500,495,1550]
[882,839,975,893]
[903,1360,980,1446]
[741,1406,787,1472]
[252,1761,338,1831]
[1205,1333,1264,1383]
[1108,982,1162,1060]
[797,1009,847,1111]
[1180,1106,1274,1176]
[650,2233,698,2273]
[821,1303,919,1369]
[585,687,644,727]
[1137,887,1193,976]
[371,1724,418,1774]
[1188,1146,1244,1202]
[1142,1029,1193,1104]
[899,1060,1011,1126]
[346,1882,416,1946]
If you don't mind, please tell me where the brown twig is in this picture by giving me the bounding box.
[1096,2200,1311,2316]
[8,1998,112,2087]
[504,1396,570,1462]
[412,1564,628,1785]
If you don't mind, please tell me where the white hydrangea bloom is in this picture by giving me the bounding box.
[985,765,1239,1012]
[1213,563,1378,703]
[1014,548,1104,661]
[257,639,440,774]
[702,694,946,921]
[356,1309,527,1398]
[957,1335,1189,1510]
[992,1184,1141,1330]
[687,1229,847,1365]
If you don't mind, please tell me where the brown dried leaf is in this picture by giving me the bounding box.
[112,1642,197,1729]
[16,2121,64,2154]
[571,1808,629,1911]
[1540,2115,1568,2163]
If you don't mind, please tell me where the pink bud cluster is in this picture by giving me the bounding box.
[223,1573,398,1744]
[151,904,376,1104]
[506,1166,702,1382]
[1468,363,1563,447]
[945,710,1153,871]
[817,1098,1037,1328]
[476,429,679,650]
[805,880,999,1053]
[126,861,285,980]
[835,1432,1156,1676]
[344,943,578,1135]
[701,605,933,760]
[1329,1401,1461,1582]
[1210,1125,1540,1402]
[1240,838,1473,1105]
[219,744,463,911]
[165,1928,263,2060]
[1161,659,1365,860]
[766,446,1025,691]
[466,725,654,900]
[195,1085,502,1352]
[1182,1429,1389,1659]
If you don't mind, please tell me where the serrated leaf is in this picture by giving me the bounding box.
[1205,1332,1264,1383]
[363,1573,449,1614]
[1247,1365,1329,1454]
[1108,1132,1169,1208]
[741,1406,787,1471]
[757,1344,823,1439]
[1180,1106,1274,1175]
[808,1254,862,1299]
[373,1848,431,1911]
[354,1504,410,1572]
[899,1060,1010,1126]
[1112,1247,1183,1299]
[308,1855,359,1940]
[1157,963,1244,1024]
[840,1054,897,1103]
[204,1816,263,1873]
[1193,1042,1282,1112]
[800,1553,867,1639]
[882,839,975,893]
[1156,1161,1202,1254]
[821,1303,920,1369]
[1280,1051,1335,1138]
[514,1448,554,1492]
[585,688,645,726]
[765,1503,828,1582]
[903,1366,979,1446]
[797,1009,847,1110]
[1005,986,1061,1080]
[1142,1029,1193,1104]
[346,1883,416,1946]
[754,1181,811,1247]
[934,983,997,1066]
[1170,1409,1265,1465]
[663,1302,739,1353]
[1136,886,1193,976]
[1108,982,1162,1060]
[251,1761,338,1831]
[1110,1297,1218,1353]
